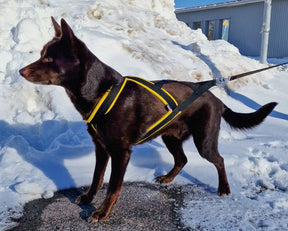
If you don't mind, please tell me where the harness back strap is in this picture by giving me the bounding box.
[135,80,216,144]
[127,76,178,110]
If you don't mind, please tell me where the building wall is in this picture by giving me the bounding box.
[269,0,288,57]
[176,0,288,58]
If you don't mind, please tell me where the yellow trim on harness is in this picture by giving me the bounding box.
[136,111,182,145]
[84,87,112,123]
[160,87,178,107]
[127,76,169,106]
[127,76,180,135]
[147,110,173,132]
[91,123,97,132]
[105,78,128,115]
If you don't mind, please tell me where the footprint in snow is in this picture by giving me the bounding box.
[263,140,288,149]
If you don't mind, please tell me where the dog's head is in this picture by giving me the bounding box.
[19,17,88,86]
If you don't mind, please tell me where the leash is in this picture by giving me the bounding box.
[85,62,288,144]
[230,61,288,81]
[216,61,288,88]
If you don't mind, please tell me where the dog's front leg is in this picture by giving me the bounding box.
[76,142,110,205]
[89,148,132,222]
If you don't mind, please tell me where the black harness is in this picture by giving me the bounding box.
[85,76,215,144]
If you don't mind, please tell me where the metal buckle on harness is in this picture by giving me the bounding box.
[165,104,172,111]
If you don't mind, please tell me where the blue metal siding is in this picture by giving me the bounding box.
[176,0,288,58]
[269,0,288,57]
[229,2,264,56]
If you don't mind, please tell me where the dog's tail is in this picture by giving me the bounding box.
[222,102,277,130]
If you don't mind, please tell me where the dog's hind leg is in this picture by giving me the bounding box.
[190,110,231,196]
[76,141,110,205]
[155,135,188,184]
[89,147,132,222]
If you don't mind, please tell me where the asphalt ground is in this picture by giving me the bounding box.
[9,182,192,231]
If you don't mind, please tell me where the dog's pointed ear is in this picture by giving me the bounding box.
[51,16,62,37]
[60,18,75,41]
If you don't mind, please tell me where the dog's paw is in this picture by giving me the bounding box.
[217,183,231,196]
[76,193,93,205]
[88,209,109,223]
[155,175,173,184]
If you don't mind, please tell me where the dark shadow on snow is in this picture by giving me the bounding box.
[172,41,223,79]
[132,143,217,193]
[172,41,287,121]
[0,119,216,194]
[0,120,94,190]
[227,90,288,120]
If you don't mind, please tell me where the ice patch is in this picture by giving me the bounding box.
[43,190,54,199]
[14,181,44,196]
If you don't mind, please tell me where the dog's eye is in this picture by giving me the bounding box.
[42,57,54,63]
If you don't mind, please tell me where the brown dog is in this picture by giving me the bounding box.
[19,17,277,222]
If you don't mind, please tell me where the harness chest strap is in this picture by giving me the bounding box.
[84,76,216,144]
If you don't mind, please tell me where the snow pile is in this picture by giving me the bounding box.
[0,0,288,230]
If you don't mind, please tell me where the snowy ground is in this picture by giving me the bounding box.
[0,0,288,230]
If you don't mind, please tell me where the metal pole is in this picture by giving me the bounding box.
[260,0,272,64]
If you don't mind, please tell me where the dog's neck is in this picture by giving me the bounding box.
[65,55,123,120]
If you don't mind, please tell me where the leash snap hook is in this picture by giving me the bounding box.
[216,77,228,89]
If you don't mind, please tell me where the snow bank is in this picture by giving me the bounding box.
[0,0,288,230]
